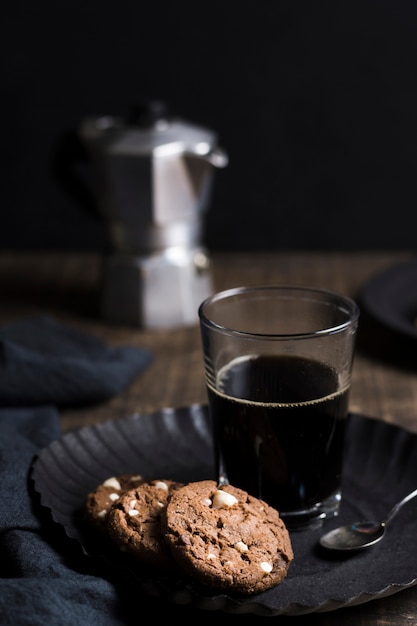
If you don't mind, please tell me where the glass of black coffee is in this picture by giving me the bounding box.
[198,285,359,530]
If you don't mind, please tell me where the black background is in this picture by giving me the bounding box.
[2,0,417,252]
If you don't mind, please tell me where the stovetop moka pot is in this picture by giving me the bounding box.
[73,100,228,327]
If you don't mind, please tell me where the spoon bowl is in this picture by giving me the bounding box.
[319,521,386,551]
[319,486,417,552]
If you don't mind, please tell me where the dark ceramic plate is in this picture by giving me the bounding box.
[361,259,417,341]
[31,404,417,616]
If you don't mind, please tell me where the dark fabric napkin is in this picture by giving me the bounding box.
[0,314,152,407]
[0,315,156,624]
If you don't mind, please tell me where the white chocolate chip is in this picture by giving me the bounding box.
[157,501,164,508]
[235,541,248,552]
[109,493,119,502]
[128,509,139,516]
[260,562,273,573]
[103,477,121,490]
[154,481,168,491]
[207,552,216,560]
[130,500,136,508]
[129,475,143,483]
[203,498,212,506]
[212,489,238,509]
[98,509,107,519]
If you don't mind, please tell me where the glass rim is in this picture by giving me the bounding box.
[198,284,360,340]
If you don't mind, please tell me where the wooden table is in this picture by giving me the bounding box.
[2,249,417,625]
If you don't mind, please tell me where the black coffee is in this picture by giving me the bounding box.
[207,354,349,514]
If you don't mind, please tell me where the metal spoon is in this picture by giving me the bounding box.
[319,487,417,551]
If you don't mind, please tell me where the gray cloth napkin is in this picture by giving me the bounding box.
[0,314,152,407]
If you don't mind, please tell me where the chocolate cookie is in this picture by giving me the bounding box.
[107,478,183,570]
[85,473,144,533]
[161,479,294,594]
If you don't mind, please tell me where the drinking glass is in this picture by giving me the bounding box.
[198,285,359,529]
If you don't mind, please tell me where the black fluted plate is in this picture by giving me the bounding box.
[31,405,417,616]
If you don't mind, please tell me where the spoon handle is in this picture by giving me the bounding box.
[383,487,417,527]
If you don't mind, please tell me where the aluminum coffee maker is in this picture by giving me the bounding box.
[79,101,228,328]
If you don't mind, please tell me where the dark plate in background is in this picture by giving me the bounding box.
[361,259,417,342]
[31,404,417,616]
